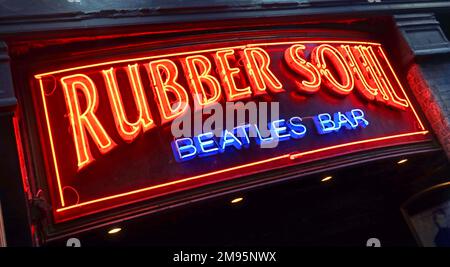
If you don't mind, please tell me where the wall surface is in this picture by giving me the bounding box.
[396,13,450,158]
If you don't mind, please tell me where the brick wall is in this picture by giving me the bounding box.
[395,13,450,159]
[407,63,450,158]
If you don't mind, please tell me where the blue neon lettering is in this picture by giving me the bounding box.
[171,109,368,162]
[194,132,219,157]
[253,124,274,145]
[234,124,251,148]
[219,129,243,152]
[313,113,336,134]
[287,117,307,139]
[270,119,291,141]
[335,111,357,130]
[351,108,369,128]
[314,109,369,134]
[171,138,197,162]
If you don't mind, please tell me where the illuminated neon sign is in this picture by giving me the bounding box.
[32,38,429,222]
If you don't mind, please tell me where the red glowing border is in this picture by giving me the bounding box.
[34,40,428,216]
[54,130,428,213]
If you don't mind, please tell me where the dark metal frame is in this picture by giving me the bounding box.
[1,1,450,37]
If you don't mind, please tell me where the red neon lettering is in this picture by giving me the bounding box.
[183,55,222,108]
[60,74,116,170]
[367,46,409,109]
[341,45,381,101]
[312,44,354,96]
[147,59,190,124]
[284,44,321,93]
[102,64,155,142]
[241,47,284,95]
[214,49,251,101]
[339,45,409,110]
